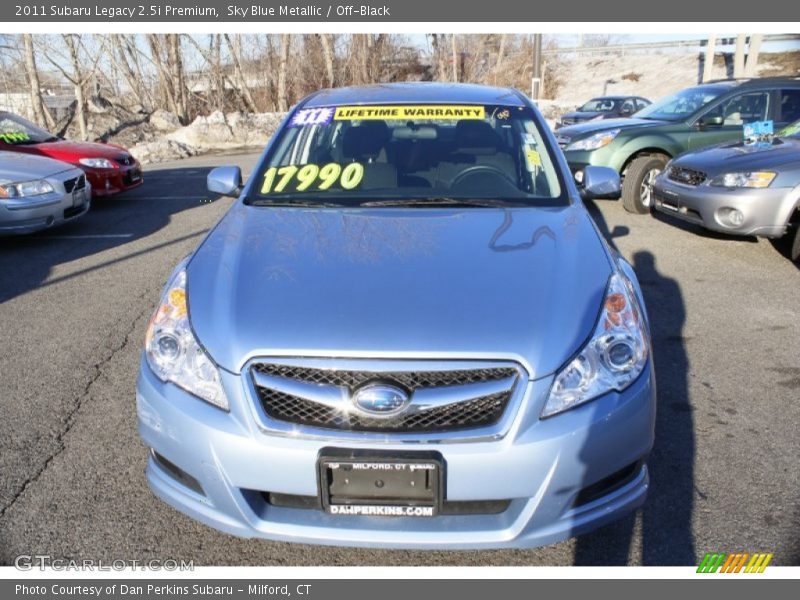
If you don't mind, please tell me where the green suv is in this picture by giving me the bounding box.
[556,77,800,213]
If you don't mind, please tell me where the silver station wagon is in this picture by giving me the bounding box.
[137,83,656,549]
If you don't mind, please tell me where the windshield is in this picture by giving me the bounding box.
[633,86,731,122]
[578,98,620,113]
[248,104,564,206]
[0,113,58,145]
[779,119,800,138]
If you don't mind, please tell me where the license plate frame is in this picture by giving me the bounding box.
[317,448,444,517]
[72,188,86,207]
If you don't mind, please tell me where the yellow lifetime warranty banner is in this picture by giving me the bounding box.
[334,105,485,120]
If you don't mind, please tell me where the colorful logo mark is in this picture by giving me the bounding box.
[697,552,773,573]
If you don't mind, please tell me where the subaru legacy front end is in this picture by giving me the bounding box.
[136,83,656,549]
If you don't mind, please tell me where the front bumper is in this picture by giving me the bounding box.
[83,162,143,197]
[137,355,656,550]
[653,177,797,238]
[561,145,624,179]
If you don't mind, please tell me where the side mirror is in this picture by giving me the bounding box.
[697,115,723,128]
[207,166,242,196]
[581,166,621,199]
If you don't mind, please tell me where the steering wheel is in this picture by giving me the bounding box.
[451,165,517,189]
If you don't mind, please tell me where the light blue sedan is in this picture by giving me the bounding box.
[137,83,656,549]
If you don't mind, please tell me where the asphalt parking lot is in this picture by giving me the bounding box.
[0,149,798,566]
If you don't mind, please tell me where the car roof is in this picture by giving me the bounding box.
[588,95,632,101]
[302,83,526,108]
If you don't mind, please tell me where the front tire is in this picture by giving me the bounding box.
[787,223,800,263]
[621,155,667,214]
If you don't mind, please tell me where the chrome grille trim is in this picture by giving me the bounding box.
[667,166,707,186]
[244,357,530,444]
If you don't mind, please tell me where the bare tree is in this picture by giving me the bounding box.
[146,34,190,122]
[319,34,336,88]
[41,35,107,140]
[451,35,459,82]
[224,34,258,112]
[277,34,290,111]
[108,34,151,110]
[22,34,54,128]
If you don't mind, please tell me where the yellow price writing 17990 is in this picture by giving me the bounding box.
[260,162,365,194]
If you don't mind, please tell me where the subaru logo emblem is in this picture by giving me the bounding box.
[352,383,409,416]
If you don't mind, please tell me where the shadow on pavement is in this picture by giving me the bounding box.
[573,200,696,565]
[0,164,223,305]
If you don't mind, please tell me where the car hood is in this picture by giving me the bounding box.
[672,137,800,175]
[186,202,613,377]
[0,150,77,181]
[558,117,668,139]
[24,139,130,162]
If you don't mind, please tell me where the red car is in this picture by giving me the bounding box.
[0,111,142,197]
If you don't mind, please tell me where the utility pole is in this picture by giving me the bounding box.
[451,34,458,82]
[531,33,542,103]
[702,34,716,82]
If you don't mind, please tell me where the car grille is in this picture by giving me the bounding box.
[251,362,521,434]
[115,154,134,166]
[667,166,707,186]
[63,175,86,194]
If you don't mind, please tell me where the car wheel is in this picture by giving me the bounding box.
[621,156,667,215]
[788,223,800,263]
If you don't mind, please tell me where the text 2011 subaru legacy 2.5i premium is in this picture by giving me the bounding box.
[137,83,656,549]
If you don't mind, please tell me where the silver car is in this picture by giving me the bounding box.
[137,83,656,549]
[653,119,800,262]
[0,150,90,235]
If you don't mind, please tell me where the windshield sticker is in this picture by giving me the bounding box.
[260,162,365,194]
[334,105,485,121]
[0,131,30,144]
[744,120,773,147]
[289,107,335,127]
[525,148,542,171]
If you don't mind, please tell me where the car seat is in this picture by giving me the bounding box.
[340,121,397,190]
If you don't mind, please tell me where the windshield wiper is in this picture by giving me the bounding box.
[360,197,515,208]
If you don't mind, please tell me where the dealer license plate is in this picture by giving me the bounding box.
[318,450,443,517]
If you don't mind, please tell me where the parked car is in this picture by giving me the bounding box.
[0,111,142,197]
[0,150,90,234]
[652,118,800,262]
[137,82,656,549]
[556,77,800,213]
[556,95,651,129]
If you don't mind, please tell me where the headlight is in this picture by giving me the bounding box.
[565,129,620,152]
[542,272,649,418]
[709,171,776,188]
[144,269,229,410]
[79,157,116,169]
[0,179,55,199]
